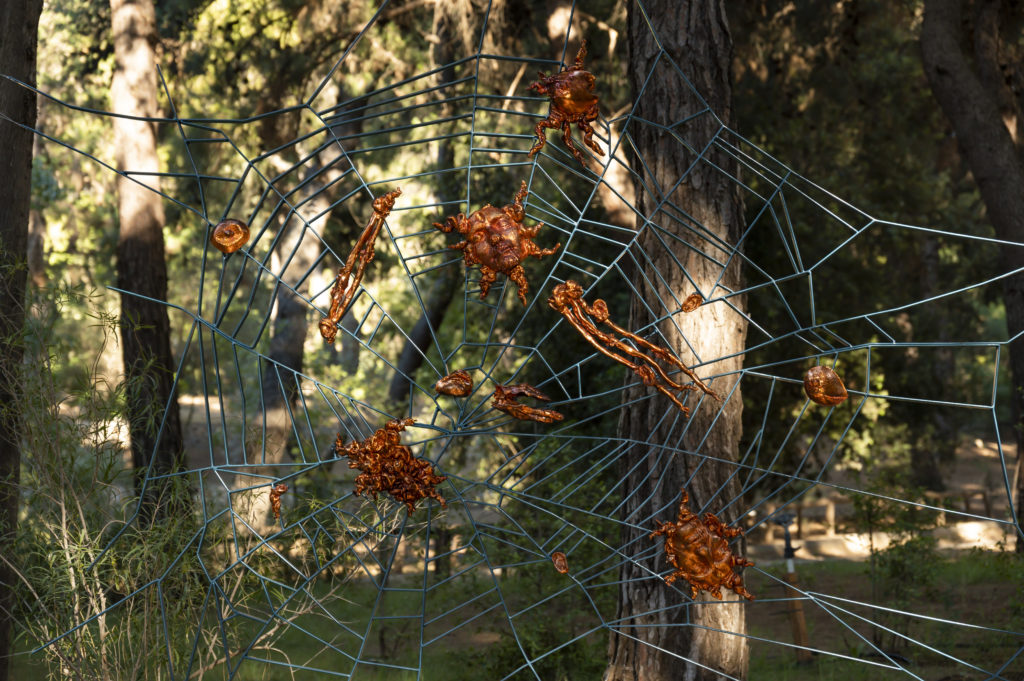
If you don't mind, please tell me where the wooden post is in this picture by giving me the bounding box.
[785,571,813,664]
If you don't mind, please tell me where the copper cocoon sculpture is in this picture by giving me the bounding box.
[210,218,250,254]
[435,369,473,397]
[551,551,569,574]
[803,365,848,407]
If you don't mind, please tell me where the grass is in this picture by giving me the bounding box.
[11,548,1022,679]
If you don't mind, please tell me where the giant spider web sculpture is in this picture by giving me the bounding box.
[9,1,1024,679]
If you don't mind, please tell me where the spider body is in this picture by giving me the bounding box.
[434,181,559,305]
[650,490,755,600]
[528,41,604,166]
[210,219,250,254]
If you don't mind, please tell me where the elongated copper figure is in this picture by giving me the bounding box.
[435,369,473,397]
[269,482,288,521]
[803,365,848,407]
[548,280,720,417]
[319,188,402,343]
[334,418,446,513]
[551,551,569,574]
[210,218,250,254]
[492,383,565,423]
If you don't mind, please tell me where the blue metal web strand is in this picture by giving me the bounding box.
[6,0,1024,678]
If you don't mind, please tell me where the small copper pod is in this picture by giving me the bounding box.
[435,369,473,397]
[803,365,848,407]
[269,482,288,521]
[681,292,703,313]
[551,551,569,574]
[210,218,250,254]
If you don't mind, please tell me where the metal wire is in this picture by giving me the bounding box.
[8,0,1023,678]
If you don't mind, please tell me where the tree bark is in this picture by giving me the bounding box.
[110,0,185,514]
[0,3,43,678]
[920,0,1024,550]
[605,2,749,680]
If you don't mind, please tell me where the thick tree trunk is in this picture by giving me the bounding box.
[920,0,1024,550]
[605,2,749,680]
[110,0,185,514]
[0,3,43,678]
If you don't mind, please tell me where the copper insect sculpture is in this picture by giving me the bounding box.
[334,418,446,513]
[491,383,565,423]
[650,489,755,601]
[681,292,703,313]
[269,482,288,521]
[551,551,569,574]
[528,40,603,166]
[435,369,474,397]
[319,188,402,344]
[433,181,559,305]
[547,280,720,417]
[210,218,250,255]
[803,365,848,407]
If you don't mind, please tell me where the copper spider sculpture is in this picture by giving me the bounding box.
[650,489,755,601]
[547,280,720,417]
[491,383,564,424]
[433,181,559,305]
[528,40,604,166]
[269,482,288,522]
[334,418,446,513]
[319,188,402,344]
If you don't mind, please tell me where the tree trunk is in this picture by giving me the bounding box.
[110,0,185,515]
[920,0,1024,550]
[0,3,43,678]
[605,2,749,680]
[387,4,461,405]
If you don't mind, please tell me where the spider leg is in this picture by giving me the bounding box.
[508,265,529,305]
[478,267,497,299]
[433,214,467,234]
[529,115,563,158]
[561,120,586,165]
[578,106,605,156]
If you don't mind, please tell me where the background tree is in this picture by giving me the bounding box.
[110,0,185,514]
[0,3,44,679]
[921,0,1024,550]
[605,1,749,679]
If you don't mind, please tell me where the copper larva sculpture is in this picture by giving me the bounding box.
[319,188,402,344]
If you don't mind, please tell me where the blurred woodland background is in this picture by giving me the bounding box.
[0,1,1022,680]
